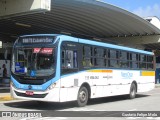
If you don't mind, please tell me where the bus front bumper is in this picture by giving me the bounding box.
[10,84,60,102]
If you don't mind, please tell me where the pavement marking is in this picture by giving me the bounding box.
[126,117,160,120]
[0,95,14,101]
[126,117,141,119]
[60,108,110,111]
[60,108,96,111]
[148,93,160,95]
[20,117,68,120]
[146,117,160,120]
[125,115,160,120]
[55,117,67,119]
[127,109,137,111]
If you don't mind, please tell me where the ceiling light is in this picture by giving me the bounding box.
[15,22,31,27]
[0,41,2,48]
[93,38,101,41]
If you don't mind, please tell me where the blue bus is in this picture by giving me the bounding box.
[11,34,155,107]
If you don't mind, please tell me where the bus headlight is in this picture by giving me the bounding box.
[47,83,56,91]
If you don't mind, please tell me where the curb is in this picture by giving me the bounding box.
[0,95,14,101]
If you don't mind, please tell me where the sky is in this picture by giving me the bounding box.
[104,0,160,18]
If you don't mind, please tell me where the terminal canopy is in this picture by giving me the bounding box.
[0,0,160,43]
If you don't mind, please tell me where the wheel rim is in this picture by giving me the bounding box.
[79,90,87,103]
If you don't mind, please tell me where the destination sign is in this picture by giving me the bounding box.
[33,48,53,54]
[20,37,54,44]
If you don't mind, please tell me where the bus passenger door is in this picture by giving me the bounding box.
[60,41,79,102]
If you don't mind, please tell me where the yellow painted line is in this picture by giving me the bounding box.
[0,95,14,101]
[141,71,155,76]
[87,70,113,73]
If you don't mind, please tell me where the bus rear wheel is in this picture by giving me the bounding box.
[129,83,137,99]
[77,86,88,107]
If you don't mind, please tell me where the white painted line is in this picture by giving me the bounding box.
[127,109,137,111]
[126,117,141,119]
[147,117,160,120]
[55,117,67,120]
[20,117,68,120]
[148,93,160,95]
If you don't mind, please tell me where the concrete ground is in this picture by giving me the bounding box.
[0,89,13,102]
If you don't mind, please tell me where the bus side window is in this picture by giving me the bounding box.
[147,56,154,70]
[61,49,78,75]
[108,49,119,68]
[82,46,93,68]
[94,48,105,67]
[130,53,139,69]
[119,51,129,68]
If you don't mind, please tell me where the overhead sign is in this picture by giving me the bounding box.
[0,0,51,17]
[19,36,55,44]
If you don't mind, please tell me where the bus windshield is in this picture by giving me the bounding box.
[12,47,55,77]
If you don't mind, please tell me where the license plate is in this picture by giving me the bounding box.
[25,91,34,96]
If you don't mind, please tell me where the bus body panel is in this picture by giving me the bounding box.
[11,69,155,102]
[11,34,155,104]
[59,69,155,101]
[60,74,80,102]
[11,83,60,102]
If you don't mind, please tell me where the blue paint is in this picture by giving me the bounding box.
[121,72,133,79]
[11,75,59,91]
[79,38,153,55]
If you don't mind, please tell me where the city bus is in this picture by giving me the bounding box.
[10,34,155,107]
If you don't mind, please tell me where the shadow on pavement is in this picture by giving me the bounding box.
[88,94,149,106]
[4,94,150,111]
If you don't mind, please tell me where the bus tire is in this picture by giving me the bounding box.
[129,83,137,99]
[77,86,88,107]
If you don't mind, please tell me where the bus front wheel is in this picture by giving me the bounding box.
[129,83,137,99]
[77,86,88,107]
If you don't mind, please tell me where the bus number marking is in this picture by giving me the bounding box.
[90,76,99,79]
[85,76,99,80]
[103,75,113,79]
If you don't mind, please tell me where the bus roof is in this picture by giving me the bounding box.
[19,34,153,55]
[20,34,59,37]
[79,38,153,55]
[58,35,153,55]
